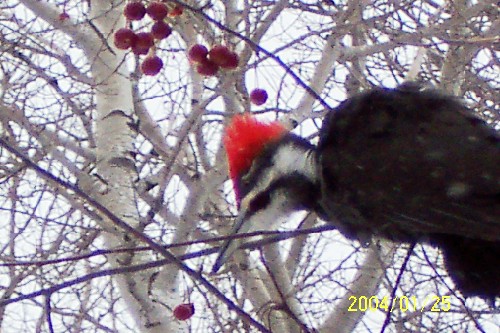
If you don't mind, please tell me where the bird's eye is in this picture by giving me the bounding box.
[249,192,271,212]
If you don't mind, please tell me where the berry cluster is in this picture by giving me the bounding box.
[114,2,264,104]
[188,44,239,76]
[114,1,183,76]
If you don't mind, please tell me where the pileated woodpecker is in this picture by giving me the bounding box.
[213,85,500,300]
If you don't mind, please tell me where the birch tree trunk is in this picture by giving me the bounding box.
[86,2,183,331]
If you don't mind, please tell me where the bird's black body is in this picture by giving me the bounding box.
[318,86,499,242]
[215,85,499,300]
[317,86,499,299]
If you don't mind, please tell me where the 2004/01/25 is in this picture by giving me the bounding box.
[348,295,451,312]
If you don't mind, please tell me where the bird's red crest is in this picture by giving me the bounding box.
[224,114,287,202]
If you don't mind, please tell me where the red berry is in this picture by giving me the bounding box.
[136,32,154,47]
[173,303,194,321]
[124,2,146,21]
[146,2,169,21]
[168,5,183,17]
[141,55,163,76]
[59,12,70,21]
[132,32,154,55]
[208,45,232,67]
[132,45,149,55]
[250,89,268,106]
[188,44,208,63]
[221,51,239,69]
[196,59,219,76]
[151,21,172,40]
[114,28,138,50]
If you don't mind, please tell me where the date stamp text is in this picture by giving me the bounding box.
[347,295,451,312]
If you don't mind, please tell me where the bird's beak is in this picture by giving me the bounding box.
[211,205,251,274]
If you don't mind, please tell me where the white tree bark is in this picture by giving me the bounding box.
[85,2,183,331]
